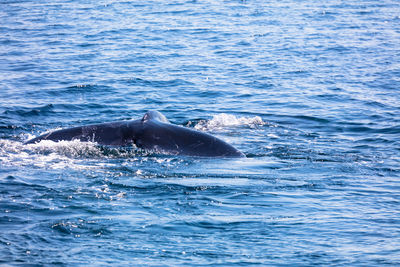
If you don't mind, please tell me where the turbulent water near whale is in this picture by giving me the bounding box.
[1,0,399,265]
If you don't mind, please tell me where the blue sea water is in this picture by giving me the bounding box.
[1,0,400,265]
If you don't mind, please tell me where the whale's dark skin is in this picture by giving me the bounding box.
[25,111,245,157]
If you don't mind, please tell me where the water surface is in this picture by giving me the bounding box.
[1,0,400,265]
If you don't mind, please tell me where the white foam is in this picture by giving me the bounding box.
[0,139,105,170]
[27,139,103,158]
[194,113,265,131]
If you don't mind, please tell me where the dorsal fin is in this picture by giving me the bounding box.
[142,110,169,123]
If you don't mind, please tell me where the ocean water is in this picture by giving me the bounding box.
[1,0,400,265]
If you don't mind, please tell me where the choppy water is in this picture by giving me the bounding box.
[1,0,400,265]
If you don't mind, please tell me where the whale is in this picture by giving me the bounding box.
[25,111,245,157]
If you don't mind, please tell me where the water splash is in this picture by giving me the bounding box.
[194,113,265,131]
[26,140,104,158]
[0,139,109,170]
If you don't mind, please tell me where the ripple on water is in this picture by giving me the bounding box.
[1,0,400,265]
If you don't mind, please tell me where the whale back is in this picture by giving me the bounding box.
[136,116,244,157]
[25,111,244,157]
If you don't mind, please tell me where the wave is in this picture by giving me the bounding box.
[126,77,194,87]
[2,104,54,117]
